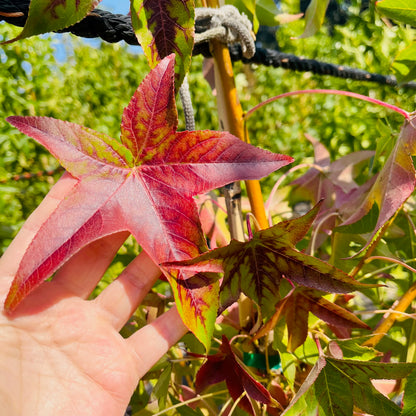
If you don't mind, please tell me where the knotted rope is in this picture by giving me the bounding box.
[194,5,255,59]
[0,0,414,90]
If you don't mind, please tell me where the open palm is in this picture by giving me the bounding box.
[0,175,187,416]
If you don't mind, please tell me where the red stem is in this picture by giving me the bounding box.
[245,89,410,120]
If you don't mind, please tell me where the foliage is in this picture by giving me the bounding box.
[2,0,416,415]
[131,0,195,89]
[4,55,291,347]
[1,0,100,44]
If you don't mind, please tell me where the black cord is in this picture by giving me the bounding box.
[1,0,414,89]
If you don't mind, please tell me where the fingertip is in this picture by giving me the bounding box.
[127,306,187,378]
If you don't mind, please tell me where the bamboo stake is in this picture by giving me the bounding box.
[203,0,269,232]
[201,0,264,329]
[362,281,416,348]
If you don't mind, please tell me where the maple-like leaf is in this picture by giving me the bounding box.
[193,335,272,416]
[2,0,100,44]
[291,135,374,201]
[164,203,375,320]
[255,288,369,352]
[4,54,293,333]
[130,0,194,90]
[282,356,416,416]
[289,134,374,247]
[339,115,416,248]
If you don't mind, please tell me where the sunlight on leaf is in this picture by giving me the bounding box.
[130,0,194,90]
[5,54,292,343]
[377,0,416,26]
[340,115,416,250]
[391,41,416,84]
[2,0,100,44]
[297,0,329,38]
[284,356,416,416]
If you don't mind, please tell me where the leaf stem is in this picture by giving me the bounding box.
[349,213,398,279]
[264,162,324,225]
[245,89,410,121]
[362,256,416,348]
[310,212,340,256]
[152,389,229,416]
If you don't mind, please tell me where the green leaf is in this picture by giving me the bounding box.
[2,0,100,44]
[284,357,416,416]
[281,356,326,415]
[376,0,416,26]
[317,358,416,416]
[298,0,330,38]
[329,338,378,361]
[402,370,416,416]
[129,381,150,413]
[169,393,205,416]
[281,388,318,416]
[255,0,280,27]
[153,364,172,410]
[335,202,379,234]
[391,42,416,84]
[315,359,352,416]
[168,272,219,351]
[130,0,195,90]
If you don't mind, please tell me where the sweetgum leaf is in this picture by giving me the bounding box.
[5,52,293,345]
[130,0,194,90]
[165,203,376,320]
[283,356,416,416]
[194,335,272,416]
[2,0,100,44]
[284,290,310,352]
[376,0,416,26]
[340,116,416,249]
[255,288,369,352]
[290,135,374,248]
[169,271,219,350]
[281,356,326,416]
[316,358,416,416]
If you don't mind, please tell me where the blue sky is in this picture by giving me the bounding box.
[99,0,130,14]
[53,1,141,60]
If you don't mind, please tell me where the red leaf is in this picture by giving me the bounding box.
[5,55,292,349]
[255,288,369,352]
[195,335,272,415]
[290,134,374,248]
[339,117,416,248]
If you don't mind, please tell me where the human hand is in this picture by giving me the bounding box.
[0,174,187,416]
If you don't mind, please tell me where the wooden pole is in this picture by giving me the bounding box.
[204,0,269,232]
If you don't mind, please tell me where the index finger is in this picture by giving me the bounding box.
[0,173,77,295]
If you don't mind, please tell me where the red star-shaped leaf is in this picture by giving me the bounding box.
[193,335,272,416]
[4,55,292,345]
